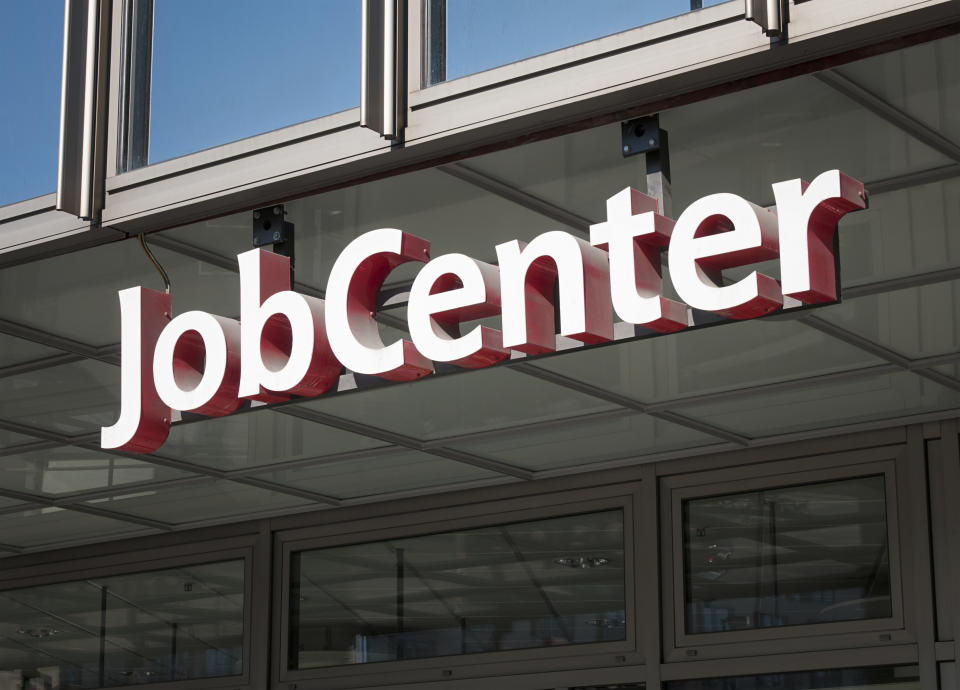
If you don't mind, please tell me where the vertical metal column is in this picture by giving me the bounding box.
[287,553,302,671]
[745,0,787,37]
[98,585,108,687]
[57,0,112,220]
[362,0,407,140]
[169,621,178,681]
[396,547,405,659]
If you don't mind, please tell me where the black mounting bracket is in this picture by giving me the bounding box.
[621,114,673,217]
[253,204,295,261]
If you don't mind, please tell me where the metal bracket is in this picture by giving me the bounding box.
[745,0,788,37]
[621,115,673,218]
[253,205,295,268]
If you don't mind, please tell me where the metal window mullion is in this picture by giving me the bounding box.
[118,0,153,172]
[79,0,99,220]
[57,0,110,221]
[361,0,404,139]
[383,0,396,138]
[56,0,88,216]
[745,0,785,36]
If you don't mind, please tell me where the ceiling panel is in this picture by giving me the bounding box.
[835,34,959,144]
[160,409,389,472]
[677,370,960,439]
[298,366,619,442]
[0,359,119,437]
[529,317,882,407]
[838,177,960,290]
[0,430,47,450]
[449,411,718,471]
[86,480,314,526]
[465,74,952,222]
[0,333,65,370]
[0,446,191,498]
[814,279,960,360]
[249,450,505,500]
[0,239,242,348]
[0,506,156,550]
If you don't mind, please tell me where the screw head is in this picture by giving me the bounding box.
[253,210,261,219]
[273,206,281,215]
[622,145,631,153]
[648,138,656,146]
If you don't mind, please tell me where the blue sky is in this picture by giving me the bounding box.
[0,0,720,207]
[0,2,64,206]
[445,0,725,81]
[148,0,361,164]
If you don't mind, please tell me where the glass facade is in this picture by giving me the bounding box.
[683,476,892,634]
[0,31,958,533]
[289,510,626,668]
[140,0,361,167]
[0,4,959,690]
[0,560,244,689]
[425,0,730,85]
[665,665,920,689]
[0,2,64,206]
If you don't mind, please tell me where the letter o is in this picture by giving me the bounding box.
[152,311,242,416]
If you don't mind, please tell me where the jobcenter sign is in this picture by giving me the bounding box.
[102,170,866,453]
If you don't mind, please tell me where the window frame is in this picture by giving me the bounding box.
[65,0,956,241]
[272,484,644,690]
[660,445,912,662]
[0,529,267,690]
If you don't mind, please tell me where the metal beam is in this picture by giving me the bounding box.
[799,314,913,368]
[0,318,113,364]
[0,353,87,380]
[866,164,960,195]
[438,163,594,236]
[844,264,960,299]
[814,70,960,164]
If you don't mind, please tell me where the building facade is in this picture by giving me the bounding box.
[1,1,959,688]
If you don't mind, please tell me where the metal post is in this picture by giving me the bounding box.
[98,585,108,687]
[621,114,673,218]
[396,547,405,660]
[169,621,177,681]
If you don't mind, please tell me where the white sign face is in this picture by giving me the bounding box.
[101,170,867,453]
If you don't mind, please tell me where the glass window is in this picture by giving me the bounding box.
[665,664,919,689]
[683,476,892,634]
[135,0,361,168]
[0,2,64,206]
[0,560,244,689]
[425,0,729,86]
[289,510,625,668]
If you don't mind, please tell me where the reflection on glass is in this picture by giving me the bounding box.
[666,665,919,689]
[146,0,361,166]
[0,3,64,206]
[683,476,892,634]
[429,0,727,85]
[0,560,244,689]
[290,510,625,668]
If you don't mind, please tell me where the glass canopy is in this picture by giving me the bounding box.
[0,34,958,552]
